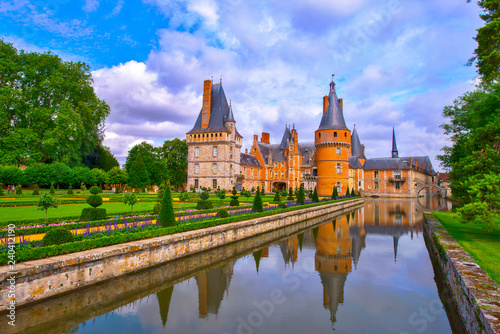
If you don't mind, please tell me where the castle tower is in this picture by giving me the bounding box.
[315,78,351,196]
[186,79,243,191]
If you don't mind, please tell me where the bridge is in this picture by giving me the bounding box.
[414,179,449,197]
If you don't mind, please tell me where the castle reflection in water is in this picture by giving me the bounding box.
[155,197,451,327]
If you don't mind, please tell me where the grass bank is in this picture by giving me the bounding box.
[432,211,500,285]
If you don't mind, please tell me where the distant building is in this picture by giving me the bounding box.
[186,78,437,196]
[437,172,452,197]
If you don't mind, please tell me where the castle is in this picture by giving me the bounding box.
[186,78,436,197]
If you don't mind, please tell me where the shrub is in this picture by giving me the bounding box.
[273,192,281,203]
[230,186,239,207]
[200,192,210,201]
[345,186,350,198]
[331,187,338,200]
[297,186,306,205]
[196,199,213,210]
[279,202,287,208]
[89,186,101,194]
[351,188,356,197]
[42,227,74,247]
[32,184,40,196]
[217,208,229,218]
[80,208,107,221]
[312,186,319,203]
[16,184,22,195]
[0,183,3,196]
[66,185,73,195]
[49,182,55,194]
[115,186,122,194]
[252,188,263,212]
[87,194,103,208]
[158,181,176,227]
[287,187,294,201]
[153,202,161,214]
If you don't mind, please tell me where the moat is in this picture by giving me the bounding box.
[10,197,459,334]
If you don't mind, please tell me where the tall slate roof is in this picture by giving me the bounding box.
[318,81,348,131]
[348,156,362,169]
[362,158,410,170]
[187,83,241,136]
[240,153,262,167]
[351,126,366,160]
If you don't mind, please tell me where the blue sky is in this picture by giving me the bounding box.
[0,0,484,168]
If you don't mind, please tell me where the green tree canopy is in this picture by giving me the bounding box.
[0,40,110,166]
[125,142,165,186]
[128,153,150,188]
[160,138,188,189]
[22,163,55,187]
[107,167,128,185]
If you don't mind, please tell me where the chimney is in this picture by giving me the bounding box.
[245,148,248,154]
[253,134,258,142]
[339,98,343,112]
[409,156,412,168]
[261,132,270,144]
[323,96,328,114]
[201,80,212,129]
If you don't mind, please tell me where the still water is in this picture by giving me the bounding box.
[14,198,458,334]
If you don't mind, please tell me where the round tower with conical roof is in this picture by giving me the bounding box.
[315,78,351,197]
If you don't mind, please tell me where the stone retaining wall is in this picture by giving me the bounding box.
[0,199,363,313]
[423,213,500,334]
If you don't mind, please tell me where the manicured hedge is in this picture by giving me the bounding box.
[0,197,360,264]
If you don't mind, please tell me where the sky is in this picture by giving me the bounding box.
[0,0,484,169]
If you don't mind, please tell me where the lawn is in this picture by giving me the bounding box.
[432,211,500,285]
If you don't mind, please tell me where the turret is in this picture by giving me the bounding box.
[391,127,399,158]
[315,77,351,196]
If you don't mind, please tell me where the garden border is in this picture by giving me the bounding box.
[423,213,500,334]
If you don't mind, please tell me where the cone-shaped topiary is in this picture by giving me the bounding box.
[42,227,73,247]
[230,186,239,206]
[297,186,305,205]
[351,188,356,197]
[332,187,338,200]
[287,187,294,201]
[345,186,350,198]
[16,184,22,195]
[32,184,39,196]
[252,187,263,212]
[312,186,319,203]
[67,184,74,195]
[49,182,55,194]
[158,181,176,227]
[273,191,281,203]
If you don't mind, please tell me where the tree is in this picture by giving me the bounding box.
[90,168,107,188]
[252,187,263,212]
[37,193,59,223]
[332,187,338,200]
[287,187,294,201]
[273,189,281,203]
[124,193,138,215]
[345,186,350,198]
[125,142,164,185]
[312,186,319,203]
[215,188,226,205]
[73,166,93,187]
[0,41,110,166]
[297,186,306,205]
[161,139,188,189]
[128,153,151,188]
[22,163,55,187]
[158,181,176,227]
[351,188,356,197]
[52,162,75,188]
[467,0,500,84]
[230,186,239,207]
[107,167,128,185]
[87,145,119,171]
[49,182,55,194]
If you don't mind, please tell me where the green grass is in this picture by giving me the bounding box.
[432,211,500,285]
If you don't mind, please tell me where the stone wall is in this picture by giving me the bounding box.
[423,214,500,334]
[0,199,363,314]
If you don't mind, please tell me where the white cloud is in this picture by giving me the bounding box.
[83,0,99,12]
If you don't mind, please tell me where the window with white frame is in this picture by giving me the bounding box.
[336,147,341,155]
[395,183,401,190]
[213,163,217,174]
[394,170,401,180]
[194,179,199,188]
[281,171,285,178]
[195,163,200,174]
[374,182,379,190]
[336,163,342,174]
[374,170,379,179]
[213,146,218,157]
[195,147,200,158]
[213,179,217,189]
[336,181,341,193]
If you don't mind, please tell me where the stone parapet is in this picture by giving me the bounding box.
[423,213,500,334]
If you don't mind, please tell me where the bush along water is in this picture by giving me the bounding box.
[42,227,73,246]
